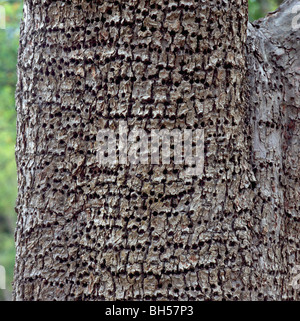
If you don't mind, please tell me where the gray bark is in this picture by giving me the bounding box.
[13,0,299,301]
[247,0,300,300]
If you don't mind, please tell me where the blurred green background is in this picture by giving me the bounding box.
[0,0,283,301]
[0,0,23,301]
[249,0,283,20]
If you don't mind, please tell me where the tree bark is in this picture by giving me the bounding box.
[246,0,300,300]
[13,0,299,301]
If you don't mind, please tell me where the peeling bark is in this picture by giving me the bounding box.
[13,0,299,301]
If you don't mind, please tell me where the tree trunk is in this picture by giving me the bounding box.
[13,0,299,301]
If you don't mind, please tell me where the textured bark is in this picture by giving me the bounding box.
[246,0,300,300]
[13,0,299,301]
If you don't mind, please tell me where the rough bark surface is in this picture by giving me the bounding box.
[13,0,299,301]
[246,0,300,300]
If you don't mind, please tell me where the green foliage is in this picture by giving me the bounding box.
[249,0,283,21]
[0,0,22,301]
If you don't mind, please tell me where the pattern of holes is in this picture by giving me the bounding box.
[14,0,298,301]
